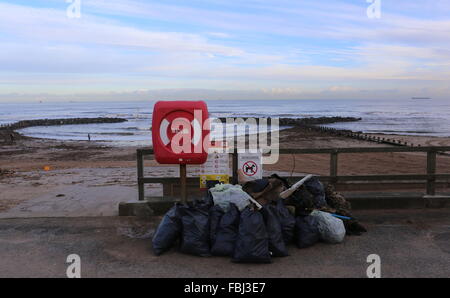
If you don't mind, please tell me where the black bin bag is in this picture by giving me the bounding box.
[211,203,240,256]
[152,203,182,256]
[262,204,289,257]
[304,176,327,208]
[233,207,271,263]
[274,199,296,244]
[209,205,225,246]
[179,203,211,257]
[202,189,215,209]
[295,215,320,248]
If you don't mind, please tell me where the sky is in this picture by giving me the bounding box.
[0,0,450,102]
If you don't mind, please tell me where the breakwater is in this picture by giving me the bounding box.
[0,117,128,141]
[0,117,128,131]
[279,116,361,126]
[217,116,420,148]
[310,125,417,147]
[217,116,362,126]
[308,125,450,156]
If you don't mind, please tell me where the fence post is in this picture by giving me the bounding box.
[427,149,436,195]
[137,150,145,201]
[232,149,238,184]
[330,150,338,184]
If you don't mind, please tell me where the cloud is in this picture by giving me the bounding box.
[0,1,449,101]
[0,3,244,56]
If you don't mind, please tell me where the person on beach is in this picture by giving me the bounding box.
[9,133,15,144]
[88,134,91,142]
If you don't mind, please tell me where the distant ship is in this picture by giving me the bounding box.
[411,97,431,100]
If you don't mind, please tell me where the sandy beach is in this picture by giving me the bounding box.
[1,125,450,216]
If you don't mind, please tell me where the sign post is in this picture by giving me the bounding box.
[151,101,210,202]
[180,164,187,203]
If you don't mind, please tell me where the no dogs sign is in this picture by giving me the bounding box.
[238,153,263,179]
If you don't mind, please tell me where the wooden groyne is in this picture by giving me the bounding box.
[0,117,128,132]
[308,125,417,147]
[216,116,422,148]
[307,125,450,156]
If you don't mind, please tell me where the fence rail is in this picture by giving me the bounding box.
[137,146,450,201]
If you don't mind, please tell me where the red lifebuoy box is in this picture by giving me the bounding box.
[152,101,209,164]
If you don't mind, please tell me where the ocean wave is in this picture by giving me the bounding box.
[122,126,150,131]
[96,132,135,136]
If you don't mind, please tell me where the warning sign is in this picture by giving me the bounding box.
[199,174,229,189]
[199,152,230,189]
[238,153,263,179]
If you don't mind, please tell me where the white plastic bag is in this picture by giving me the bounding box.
[209,184,251,212]
[310,210,345,244]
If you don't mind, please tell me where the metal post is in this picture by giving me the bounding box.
[427,150,436,195]
[137,150,144,201]
[330,150,338,184]
[180,164,187,203]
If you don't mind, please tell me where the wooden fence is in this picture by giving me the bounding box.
[136,146,450,201]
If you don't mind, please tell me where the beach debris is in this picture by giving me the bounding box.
[209,205,225,248]
[302,176,327,208]
[324,184,352,213]
[323,184,367,236]
[279,174,314,199]
[209,184,252,212]
[241,175,287,205]
[274,199,296,244]
[295,215,321,248]
[179,202,211,257]
[152,204,183,256]
[269,175,317,213]
[261,204,289,257]
[330,214,352,220]
[211,203,240,257]
[245,174,366,237]
[310,210,346,244]
[151,177,367,262]
[232,207,271,264]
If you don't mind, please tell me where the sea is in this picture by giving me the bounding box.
[0,99,449,146]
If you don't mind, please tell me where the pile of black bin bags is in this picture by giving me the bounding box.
[152,193,331,263]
